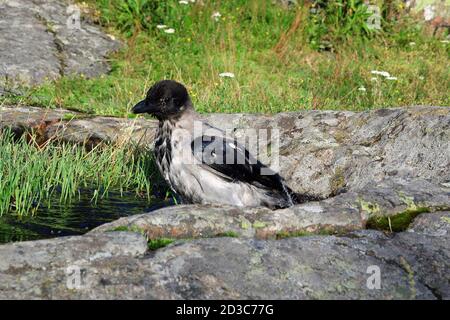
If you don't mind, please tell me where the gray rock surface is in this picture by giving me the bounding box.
[408,211,450,237]
[0,227,448,299]
[0,232,148,273]
[0,105,449,299]
[1,105,449,198]
[0,0,120,91]
[91,179,450,240]
[0,105,157,147]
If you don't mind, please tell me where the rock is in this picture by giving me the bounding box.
[0,105,157,147]
[91,179,450,239]
[0,232,147,272]
[0,0,120,91]
[0,105,73,137]
[1,105,449,199]
[0,105,449,299]
[45,114,158,148]
[90,202,362,240]
[208,107,450,199]
[0,229,448,299]
[0,232,149,299]
[408,211,450,237]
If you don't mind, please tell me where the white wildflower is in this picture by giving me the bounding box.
[386,76,397,80]
[409,42,416,46]
[419,76,425,80]
[371,70,391,77]
[157,24,168,29]
[423,5,435,21]
[219,72,235,78]
[212,12,221,21]
[164,28,175,34]
[358,86,367,92]
[179,0,189,4]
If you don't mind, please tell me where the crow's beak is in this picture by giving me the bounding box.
[131,100,148,114]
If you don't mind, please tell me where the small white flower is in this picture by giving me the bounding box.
[419,76,425,80]
[358,86,367,92]
[371,70,391,77]
[219,72,235,78]
[179,0,189,4]
[386,76,397,80]
[423,5,435,21]
[212,12,222,21]
[164,28,175,34]
[157,24,168,29]
[409,42,416,46]
[189,0,196,2]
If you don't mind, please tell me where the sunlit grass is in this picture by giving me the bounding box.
[0,130,156,216]
[1,0,448,116]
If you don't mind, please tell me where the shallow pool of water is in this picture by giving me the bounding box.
[0,192,175,244]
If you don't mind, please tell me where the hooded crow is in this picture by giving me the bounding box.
[132,80,312,209]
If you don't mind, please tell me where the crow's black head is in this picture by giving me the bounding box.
[132,80,191,120]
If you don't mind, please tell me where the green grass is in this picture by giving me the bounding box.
[148,237,174,250]
[1,0,448,116]
[0,129,156,216]
[366,208,430,232]
[217,231,239,238]
[276,229,334,239]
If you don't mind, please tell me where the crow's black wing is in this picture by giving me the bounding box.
[191,135,287,193]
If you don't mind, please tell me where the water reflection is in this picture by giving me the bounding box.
[0,192,175,244]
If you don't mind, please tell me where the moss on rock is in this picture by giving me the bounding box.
[366,208,429,232]
[148,238,174,250]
